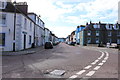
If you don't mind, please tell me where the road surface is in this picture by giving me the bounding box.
[2,43,119,79]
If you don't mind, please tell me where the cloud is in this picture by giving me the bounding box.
[12,0,119,37]
[47,26,76,38]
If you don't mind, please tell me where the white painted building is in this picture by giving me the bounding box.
[0,1,45,51]
[45,28,50,42]
[28,13,45,46]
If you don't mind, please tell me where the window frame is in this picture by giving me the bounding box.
[24,18,27,30]
[0,13,7,26]
[117,39,120,44]
[87,30,91,36]
[87,37,91,43]
[107,38,111,43]
[96,38,99,43]
[108,31,112,36]
[117,31,120,36]
[29,35,31,45]
[96,30,99,36]
[0,33,5,46]
[0,1,6,9]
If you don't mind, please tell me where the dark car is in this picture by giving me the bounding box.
[70,42,76,46]
[44,42,53,49]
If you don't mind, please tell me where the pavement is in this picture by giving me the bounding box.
[1,46,44,56]
[1,43,119,79]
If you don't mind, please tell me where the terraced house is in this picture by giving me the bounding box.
[0,0,45,51]
[81,22,120,46]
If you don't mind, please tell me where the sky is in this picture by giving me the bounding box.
[12,0,119,38]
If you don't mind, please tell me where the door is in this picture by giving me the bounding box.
[24,34,26,49]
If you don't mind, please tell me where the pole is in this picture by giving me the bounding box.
[13,2,16,51]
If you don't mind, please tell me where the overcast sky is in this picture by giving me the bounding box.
[12,0,119,38]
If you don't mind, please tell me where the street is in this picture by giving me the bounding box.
[2,43,119,79]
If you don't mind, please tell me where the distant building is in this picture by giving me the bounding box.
[58,38,66,42]
[70,31,76,43]
[75,25,85,45]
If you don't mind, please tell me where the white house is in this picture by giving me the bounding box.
[0,1,45,51]
[28,13,45,46]
[45,28,50,42]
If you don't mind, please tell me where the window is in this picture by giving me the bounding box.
[0,33,5,46]
[93,24,100,28]
[0,1,6,9]
[109,25,113,30]
[106,24,112,30]
[113,24,119,29]
[117,31,120,36]
[24,18,27,29]
[117,39,120,44]
[29,35,31,44]
[108,31,112,36]
[0,14,6,26]
[96,31,99,36]
[96,38,99,43]
[87,37,91,43]
[107,38,111,43]
[87,30,91,36]
[30,22,32,31]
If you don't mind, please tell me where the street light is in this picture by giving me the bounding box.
[13,1,16,51]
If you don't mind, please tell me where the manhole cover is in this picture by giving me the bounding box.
[50,70,66,76]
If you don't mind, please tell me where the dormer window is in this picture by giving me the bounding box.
[106,24,112,30]
[0,1,7,9]
[93,24,100,28]
[87,30,91,36]
[113,24,119,30]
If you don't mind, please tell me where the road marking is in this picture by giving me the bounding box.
[84,65,92,69]
[68,51,109,79]
[91,62,96,65]
[104,57,108,60]
[98,52,104,60]
[102,60,106,63]
[98,63,104,66]
[69,75,78,78]
[95,60,99,63]
[98,57,102,60]
[105,51,109,57]
[94,66,101,70]
[76,70,86,75]
[86,71,95,76]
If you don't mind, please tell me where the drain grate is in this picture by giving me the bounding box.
[50,70,66,76]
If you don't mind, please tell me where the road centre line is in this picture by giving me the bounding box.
[102,60,106,63]
[105,51,109,57]
[69,51,109,79]
[84,65,92,69]
[104,57,109,60]
[76,70,86,75]
[91,62,97,65]
[86,71,96,76]
[94,66,101,70]
[98,62,104,66]
[69,75,78,78]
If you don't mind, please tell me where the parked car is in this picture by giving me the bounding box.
[44,42,53,49]
[70,42,76,46]
[53,41,59,46]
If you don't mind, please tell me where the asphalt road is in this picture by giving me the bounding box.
[2,43,119,79]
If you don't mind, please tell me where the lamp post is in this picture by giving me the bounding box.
[13,1,16,51]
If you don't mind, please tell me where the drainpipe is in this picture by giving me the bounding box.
[13,1,16,51]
